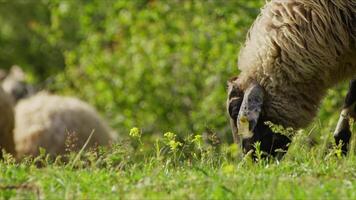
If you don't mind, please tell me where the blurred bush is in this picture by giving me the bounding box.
[0,0,347,140]
[0,1,64,80]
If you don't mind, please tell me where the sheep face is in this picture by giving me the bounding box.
[227,77,290,157]
[3,79,28,102]
[1,66,32,103]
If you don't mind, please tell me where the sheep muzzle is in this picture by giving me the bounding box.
[236,82,264,136]
[227,78,264,142]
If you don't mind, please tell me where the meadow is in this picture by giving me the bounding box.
[2,125,356,199]
[0,0,354,199]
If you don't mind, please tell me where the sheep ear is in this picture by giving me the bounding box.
[227,78,244,143]
[227,80,244,119]
[237,82,264,133]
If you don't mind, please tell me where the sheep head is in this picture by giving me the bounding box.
[227,76,290,157]
[1,66,32,103]
[227,77,263,140]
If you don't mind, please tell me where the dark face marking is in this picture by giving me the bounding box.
[334,128,351,155]
[242,118,291,158]
[11,81,29,101]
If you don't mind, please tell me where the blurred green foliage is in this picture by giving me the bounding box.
[0,0,348,139]
[0,1,64,79]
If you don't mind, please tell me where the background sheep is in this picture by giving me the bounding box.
[0,86,16,156]
[227,0,356,155]
[14,92,117,158]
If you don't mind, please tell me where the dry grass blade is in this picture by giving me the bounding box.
[69,129,95,169]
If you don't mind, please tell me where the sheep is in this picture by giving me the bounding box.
[0,86,16,157]
[0,66,118,157]
[227,0,356,156]
[14,92,118,158]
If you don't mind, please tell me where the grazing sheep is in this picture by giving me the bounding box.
[14,92,117,157]
[227,0,356,155]
[0,86,16,156]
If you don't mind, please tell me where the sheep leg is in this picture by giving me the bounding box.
[334,80,356,154]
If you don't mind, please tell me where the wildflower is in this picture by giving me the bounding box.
[164,132,182,151]
[168,140,182,151]
[192,134,203,148]
[129,127,141,138]
[164,132,176,140]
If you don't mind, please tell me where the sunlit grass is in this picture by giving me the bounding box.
[1,122,356,199]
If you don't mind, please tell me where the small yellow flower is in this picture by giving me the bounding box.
[129,127,141,138]
[164,132,176,140]
[168,140,182,151]
[192,134,203,148]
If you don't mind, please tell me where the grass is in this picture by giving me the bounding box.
[1,124,356,200]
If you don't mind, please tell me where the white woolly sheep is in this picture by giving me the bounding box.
[0,86,16,156]
[14,92,117,157]
[227,0,356,155]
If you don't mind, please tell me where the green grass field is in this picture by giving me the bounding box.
[0,1,354,199]
[2,124,356,200]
